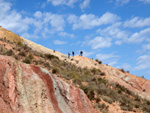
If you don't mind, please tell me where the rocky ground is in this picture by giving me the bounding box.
[0,26,150,113]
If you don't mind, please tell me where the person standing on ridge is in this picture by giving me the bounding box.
[80,51,83,56]
[72,51,74,57]
[68,52,70,59]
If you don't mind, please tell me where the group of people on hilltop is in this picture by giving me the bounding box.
[68,51,83,59]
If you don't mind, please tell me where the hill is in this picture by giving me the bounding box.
[0,26,150,113]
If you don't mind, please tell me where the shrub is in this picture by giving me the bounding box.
[52,67,60,74]
[103,97,113,104]
[44,62,51,69]
[19,51,26,56]
[101,72,105,76]
[17,41,23,47]
[95,59,99,62]
[28,53,33,59]
[45,54,59,60]
[96,97,101,103]
[23,45,31,52]
[119,68,125,73]
[23,57,31,64]
[95,59,102,64]
[14,55,19,60]
[91,68,101,75]
[6,50,14,56]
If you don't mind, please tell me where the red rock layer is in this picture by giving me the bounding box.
[0,55,99,113]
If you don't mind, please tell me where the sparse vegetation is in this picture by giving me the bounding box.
[95,59,102,64]
[52,67,60,74]
[0,35,150,113]
[45,54,59,60]
[119,68,125,73]
[6,50,14,56]
[23,57,31,64]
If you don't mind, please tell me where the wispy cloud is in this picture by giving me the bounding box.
[47,0,77,7]
[117,63,131,70]
[134,55,150,70]
[127,28,150,43]
[53,40,67,45]
[67,12,120,30]
[89,37,112,49]
[124,17,150,28]
[58,32,75,38]
[82,50,94,57]
[80,0,90,10]
[0,0,29,33]
[96,53,119,61]
[142,43,150,50]
[115,0,130,5]
[0,0,66,39]
[138,0,150,4]
[96,53,120,66]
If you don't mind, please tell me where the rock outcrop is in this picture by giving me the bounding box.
[0,55,99,113]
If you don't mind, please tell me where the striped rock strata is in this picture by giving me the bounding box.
[0,55,99,113]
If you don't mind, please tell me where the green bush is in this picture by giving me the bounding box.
[19,51,26,56]
[45,54,59,60]
[52,67,60,74]
[28,53,33,59]
[17,41,23,47]
[6,50,14,56]
[23,57,31,64]
[95,59,102,64]
[91,68,101,75]
[119,68,125,73]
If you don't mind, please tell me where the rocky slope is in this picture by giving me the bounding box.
[0,55,99,113]
[0,26,150,113]
[21,30,150,101]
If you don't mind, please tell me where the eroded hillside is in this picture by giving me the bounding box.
[0,26,150,113]
[0,55,99,113]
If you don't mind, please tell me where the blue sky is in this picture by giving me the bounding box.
[0,0,150,79]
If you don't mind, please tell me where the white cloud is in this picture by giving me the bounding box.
[96,53,119,61]
[80,0,90,10]
[89,37,112,49]
[124,17,150,28]
[83,51,94,57]
[127,28,150,43]
[122,63,131,70]
[48,14,65,31]
[109,61,118,66]
[115,0,130,5]
[115,40,122,45]
[34,11,43,18]
[97,22,128,39]
[97,22,129,45]
[96,53,120,66]
[67,12,120,29]
[134,55,150,70]
[0,0,29,33]
[138,0,150,4]
[21,33,39,39]
[116,63,131,71]
[142,43,150,50]
[53,40,67,45]
[0,0,66,39]
[47,0,77,7]
[58,32,75,38]
[97,22,150,45]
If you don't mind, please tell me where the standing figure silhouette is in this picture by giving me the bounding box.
[80,51,83,56]
[68,52,70,59]
[72,51,74,57]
